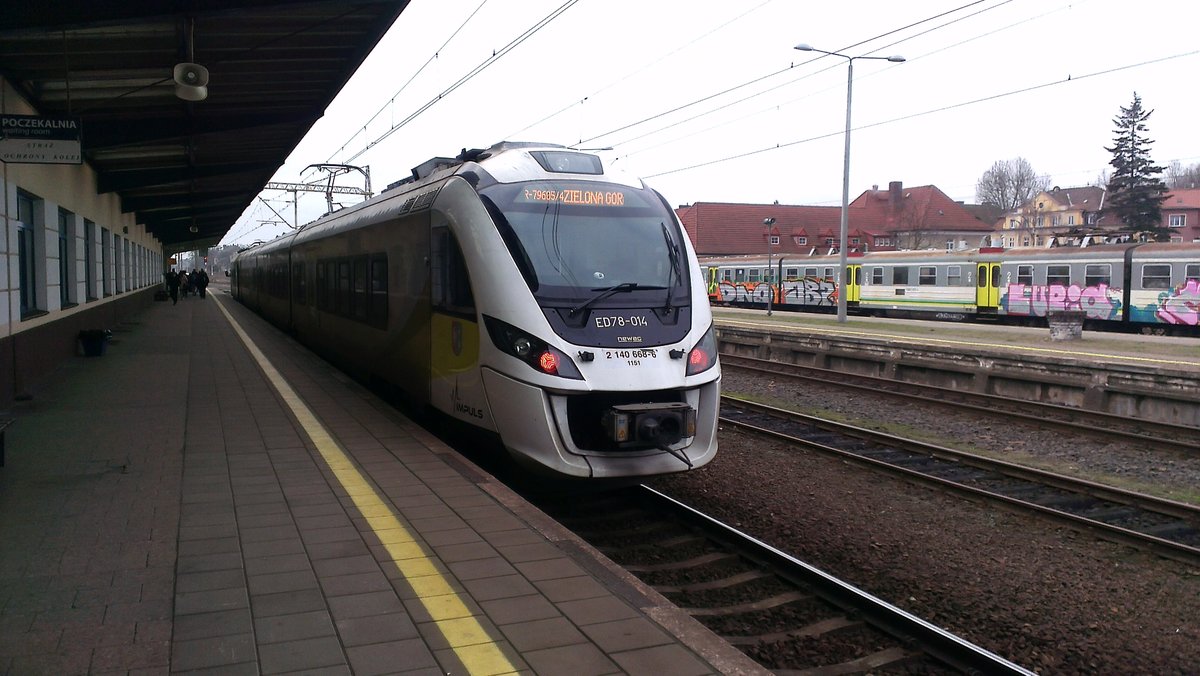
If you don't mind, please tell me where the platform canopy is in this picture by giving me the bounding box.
[0,1,408,250]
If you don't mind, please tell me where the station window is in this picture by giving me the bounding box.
[1141,264,1172,290]
[1046,265,1070,287]
[1085,264,1111,288]
[871,267,883,285]
[1017,265,1033,286]
[17,190,42,317]
[84,219,96,301]
[893,267,909,285]
[919,266,937,285]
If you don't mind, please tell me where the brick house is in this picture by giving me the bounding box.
[675,181,993,256]
[992,185,1107,247]
[1161,188,1200,243]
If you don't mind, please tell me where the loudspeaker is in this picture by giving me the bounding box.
[173,62,209,102]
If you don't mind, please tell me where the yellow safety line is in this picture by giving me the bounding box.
[212,296,518,676]
[717,317,1200,369]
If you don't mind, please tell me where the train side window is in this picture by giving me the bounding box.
[352,256,368,320]
[432,227,475,316]
[804,267,817,278]
[1047,265,1070,287]
[369,255,388,327]
[991,266,1000,287]
[316,261,328,309]
[293,262,306,305]
[1141,264,1172,289]
[947,265,961,285]
[1017,265,1033,286]
[823,267,835,282]
[734,268,746,282]
[337,260,351,315]
[785,267,798,280]
[1185,264,1199,283]
[871,267,883,285]
[721,269,732,281]
[918,266,936,285]
[893,267,909,285]
[1085,264,1111,287]
[748,269,760,282]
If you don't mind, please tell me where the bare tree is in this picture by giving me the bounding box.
[1166,160,1200,190]
[1092,168,1110,188]
[974,158,1051,211]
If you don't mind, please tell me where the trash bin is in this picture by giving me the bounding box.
[79,329,109,357]
[1047,310,1085,341]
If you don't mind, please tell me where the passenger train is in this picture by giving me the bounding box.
[704,243,1200,334]
[231,142,720,479]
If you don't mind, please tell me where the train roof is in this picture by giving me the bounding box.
[698,241,1199,267]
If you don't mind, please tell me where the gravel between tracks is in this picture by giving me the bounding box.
[647,368,1200,675]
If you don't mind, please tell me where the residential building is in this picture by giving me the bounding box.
[1161,188,1200,243]
[992,185,1106,247]
[676,181,993,258]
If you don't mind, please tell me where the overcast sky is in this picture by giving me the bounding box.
[221,0,1199,245]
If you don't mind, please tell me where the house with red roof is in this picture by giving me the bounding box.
[675,181,993,257]
[1161,188,1200,243]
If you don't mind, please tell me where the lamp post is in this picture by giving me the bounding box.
[794,43,904,322]
[763,217,776,315]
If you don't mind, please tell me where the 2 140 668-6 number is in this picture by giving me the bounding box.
[604,348,657,365]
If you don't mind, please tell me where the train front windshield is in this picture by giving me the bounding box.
[481,180,690,305]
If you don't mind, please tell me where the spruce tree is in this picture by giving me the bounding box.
[1104,92,1169,241]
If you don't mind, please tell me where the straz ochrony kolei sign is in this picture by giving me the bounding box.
[0,114,82,164]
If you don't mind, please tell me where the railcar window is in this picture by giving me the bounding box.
[1186,264,1199,283]
[919,266,936,285]
[293,262,307,305]
[1047,265,1070,287]
[721,269,732,281]
[948,265,961,285]
[893,267,909,285]
[823,267,835,282]
[871,267,883,285]
[432,228,475,316]
[748,269,760,282]
[804,267,817,278]
[785,267,798,280]
[316,261,328,309]
[1141,264,1172,289]
[991,266,1000,287]
[352,257,368,320]
[1017,265,1033,286]
[369,255,388,327]
[1085,264,1110,287]
[336,260,351,314]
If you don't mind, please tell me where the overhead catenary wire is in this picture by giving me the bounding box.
[341,0,581,165]
[643,48,1200,180]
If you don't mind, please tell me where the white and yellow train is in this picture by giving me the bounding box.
[231,142,720,479]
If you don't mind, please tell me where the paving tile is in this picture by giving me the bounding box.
[246,569,320,596]
[311,554,380,578]
[461,574,538,602]
[175,587,249,615]
[479,594,560,625]
[251,587,328,618]
[557,594,642,626]
[610,644,716,676]
[532,575,611,602]
[319,571,394,597]
[521,642,619,676]
[241,537,306,559]
[244,552,312,576]
[446,557,518,582]
[347,637,439,675]
[499,616,590,652]
[433,641,528,676]
[171,633,256,671]
[171,609,253,641]
[258,635,346,674]
[581,616,674,652]
[334,612,420,647]
[326,590,406,620]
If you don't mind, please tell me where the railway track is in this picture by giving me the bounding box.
[720,396,1200,566]
[529,485,1033,675]
[719,353,1200,455]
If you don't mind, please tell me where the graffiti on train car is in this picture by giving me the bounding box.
[1002,283,1122,320]
[1154,279,1200,326]
[716,278,837,307]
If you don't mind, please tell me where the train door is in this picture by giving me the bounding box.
[706,266,721,303]
[976,262,1000,311]
[845,264,862,304]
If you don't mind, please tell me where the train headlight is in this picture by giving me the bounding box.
[685,325,718,376]
[483,315,583,380]
[602,403,695,447]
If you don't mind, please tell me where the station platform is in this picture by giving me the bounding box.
[0,284,764,676]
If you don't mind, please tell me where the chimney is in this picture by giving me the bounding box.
[889,181,902,211]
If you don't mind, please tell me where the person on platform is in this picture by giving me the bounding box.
[196,269,210,298]
[164,269,181,305]
[178,270,190,298]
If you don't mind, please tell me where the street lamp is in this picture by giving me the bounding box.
[763,217,776,315]
[794,43,904,322]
